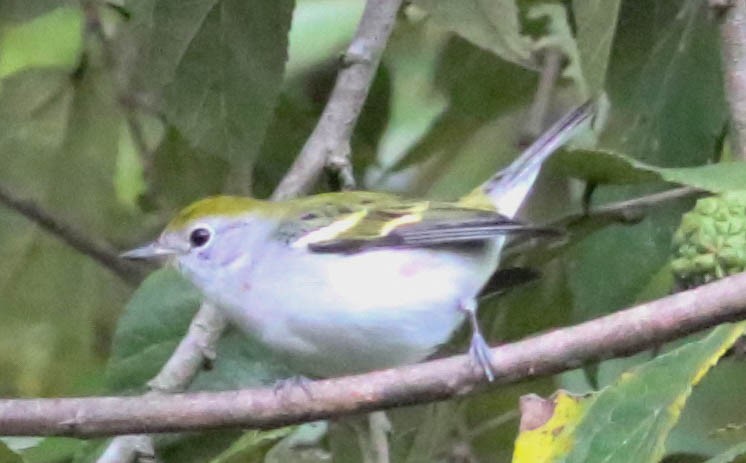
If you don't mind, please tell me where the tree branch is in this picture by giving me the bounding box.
[0,183,149,287]
[146,302,227,393]
[714,0,746,160]
[99,0,403,460]
[271,0,403,199]
[4,270,746,437]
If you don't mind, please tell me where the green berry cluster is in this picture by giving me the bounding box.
[671,191,746,288]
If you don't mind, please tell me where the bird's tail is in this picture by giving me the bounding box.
[459,100,598,218]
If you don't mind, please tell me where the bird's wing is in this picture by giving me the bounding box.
[278,192,559,254]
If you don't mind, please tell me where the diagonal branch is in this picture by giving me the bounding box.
[99,0,404,460]
[272,0,403,199]
[0,182,149,286]
[3,269,746,437]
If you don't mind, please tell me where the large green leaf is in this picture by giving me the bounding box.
[105,269,200,390]
[601,0,726,166]
[513,323,746,463]
[149,128,232,214]
[129,0,294,163]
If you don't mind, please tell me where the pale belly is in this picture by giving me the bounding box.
[199,243,499,377]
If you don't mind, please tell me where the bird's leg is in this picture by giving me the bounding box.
[459,298,496,382]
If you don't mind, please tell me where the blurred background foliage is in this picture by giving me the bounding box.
[1,0,746,461]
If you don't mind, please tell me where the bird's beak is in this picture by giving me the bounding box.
[120,242,180,260]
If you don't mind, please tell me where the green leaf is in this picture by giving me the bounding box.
[20,437,80,463]
[656,164,746,193]
[151,128,232,211]
[703,442,746,463]
[551,148,746,193]
[572,0,622,94]
[548,148,659,185]
[106,269,200,391]
[253,90,320,198]
[286,0,365,78]
[513,323,746,463]
[134,0,294,163]
[156,432,243,463]
[0,6,83,78]
[413,0,534,69]
[0,441,23,463]
[209,428,294,463]
[602,0,726,167]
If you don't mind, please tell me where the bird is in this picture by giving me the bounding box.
[121,100,596,381]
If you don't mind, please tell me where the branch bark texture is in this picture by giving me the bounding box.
[717,0,746,160]
[271,0,403,199]
[0,183,149,286]
[5,270,746,437]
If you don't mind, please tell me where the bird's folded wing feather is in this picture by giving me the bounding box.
[280,192,559,254]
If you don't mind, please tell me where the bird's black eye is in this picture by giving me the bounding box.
[189,227,211,248]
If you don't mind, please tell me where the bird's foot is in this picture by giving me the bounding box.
[468,332,496,382]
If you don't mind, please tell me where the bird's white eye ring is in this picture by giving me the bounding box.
[189,226,212,248]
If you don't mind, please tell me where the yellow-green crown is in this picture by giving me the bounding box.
[166,196,264,231]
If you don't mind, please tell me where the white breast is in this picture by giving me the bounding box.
[198,241,499,377]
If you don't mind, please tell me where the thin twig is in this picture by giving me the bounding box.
[147,302,227,392]
[714,0,746,160]
[0,183,149,286]
[557,185,704,227]
[272,0,403,199]
[522,48,563,142]
[2,269,746,436]
[503,186,704,262]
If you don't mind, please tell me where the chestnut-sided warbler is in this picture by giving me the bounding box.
[122,101,596,381]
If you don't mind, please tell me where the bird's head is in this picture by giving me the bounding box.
[121,196,276,284]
